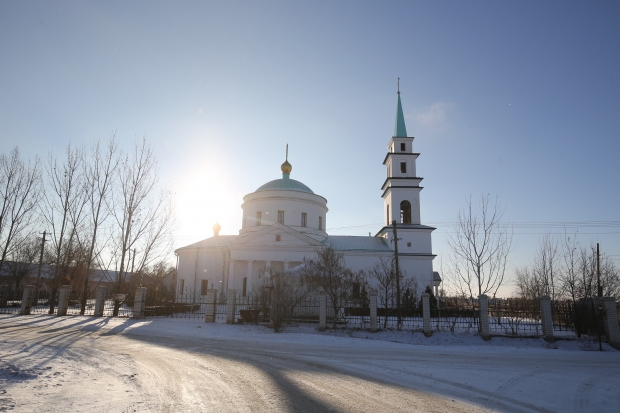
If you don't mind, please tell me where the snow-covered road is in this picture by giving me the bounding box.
[1,315,619,412]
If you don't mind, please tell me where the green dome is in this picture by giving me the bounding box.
[256,178,314,194]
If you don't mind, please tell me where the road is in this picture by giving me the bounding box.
[1,316,619,412]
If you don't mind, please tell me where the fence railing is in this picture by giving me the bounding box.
[2,285,619,343]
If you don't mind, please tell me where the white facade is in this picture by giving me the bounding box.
[175,91,436,298]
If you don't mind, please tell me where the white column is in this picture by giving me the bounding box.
[19,285,35,315]
[539,295,554,343]
[319,291,327,331]
[247,260,254,292]
[94,286,107,317]
[370,291,378,333]
[479,295,491,341]
[226,289,236,324]
[57,285,71,316]
[228,259,235,290]
[133,287,147,319]
[422,293,431,337]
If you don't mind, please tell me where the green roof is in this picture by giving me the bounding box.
[256,177,314,194]
[394,93,408,137]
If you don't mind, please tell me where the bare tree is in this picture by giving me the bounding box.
[516,234,560,300]
[80,136,119,314]
[4,235,40,288]
[42,144,88,313]
[112,136,174,292]
[0,147,42,274]
[515,266,544,300]
[300,246,366,328]
[446,194,513,299]
[558,234,580,302]
[368,257,418,328]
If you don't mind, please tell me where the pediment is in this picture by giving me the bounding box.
[231,223,324,248]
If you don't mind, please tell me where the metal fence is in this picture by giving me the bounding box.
[3,285,618,339]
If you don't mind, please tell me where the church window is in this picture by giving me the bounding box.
[400,200,412,224]
[255,211,261,226]
[301,212,307,227]
[178,279,185,294]
[201,279,209,295]
[387,205,390,225]
[319,216,323,231]
[276,234,281,242]
[278,210,284,224]
[352,282,360,299]
[400,143,406,151]
[242,277,247,297]
[400,162,407,173]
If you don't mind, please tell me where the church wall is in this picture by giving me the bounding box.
[176,249,227,296]
[241,196,327,236]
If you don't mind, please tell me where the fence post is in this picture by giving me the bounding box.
[422,293,431,337]
[0,286,8,308]
[56,285,71,316]
[369,291,378,333]
[19,285,35,315]
[479,294,491,341]
[93,286,107,317]
[132,287,147,319]
[319,291,327,331]
[205,289,218,322]
[226,289,236,324]
[601,298,620,350]
[538,295,554,343]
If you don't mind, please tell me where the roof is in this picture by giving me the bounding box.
[175,235,237,252]
[255,177,314,194]
[394,92,408,138]
[322,236,392,252]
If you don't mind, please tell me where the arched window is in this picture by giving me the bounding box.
[387,204,390,225]
[400,200,411,224]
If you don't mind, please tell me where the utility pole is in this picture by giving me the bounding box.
[597,243,602,297]
[36,231,47,281]
[33,231,47,305]
[391,220,402,330]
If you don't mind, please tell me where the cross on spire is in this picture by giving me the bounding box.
[397,77,400,94]
[286,144,288,161]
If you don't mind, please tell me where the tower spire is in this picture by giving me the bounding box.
[394,78,407,137]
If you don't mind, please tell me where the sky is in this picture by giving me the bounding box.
[1,1,619,294]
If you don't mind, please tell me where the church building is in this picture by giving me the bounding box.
[175,88,437,297]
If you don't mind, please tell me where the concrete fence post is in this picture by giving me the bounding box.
[19,285,35,315]
[602,298,620,350]
[422,293,431,337]
[0,286,9,308]
[319,291,327,331]
[369,291,378,333]
[226,289,236,324]
[93,286,107,317]
[56,285,71,316]
[205,289,218,322]
[132,287,147,319]
[539,295,554,342]
[479,294,491,341]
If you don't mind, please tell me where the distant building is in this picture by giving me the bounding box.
[175,89,436,297]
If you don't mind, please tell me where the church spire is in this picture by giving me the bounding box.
[281,144,292,178]
[394,77,407,137]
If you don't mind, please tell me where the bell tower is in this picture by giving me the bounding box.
[381,81,423,226]
[376,80,435,285]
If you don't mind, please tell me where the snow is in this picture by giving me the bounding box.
[1,314,619,412]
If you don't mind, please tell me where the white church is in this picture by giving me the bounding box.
[175,88,438,297]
